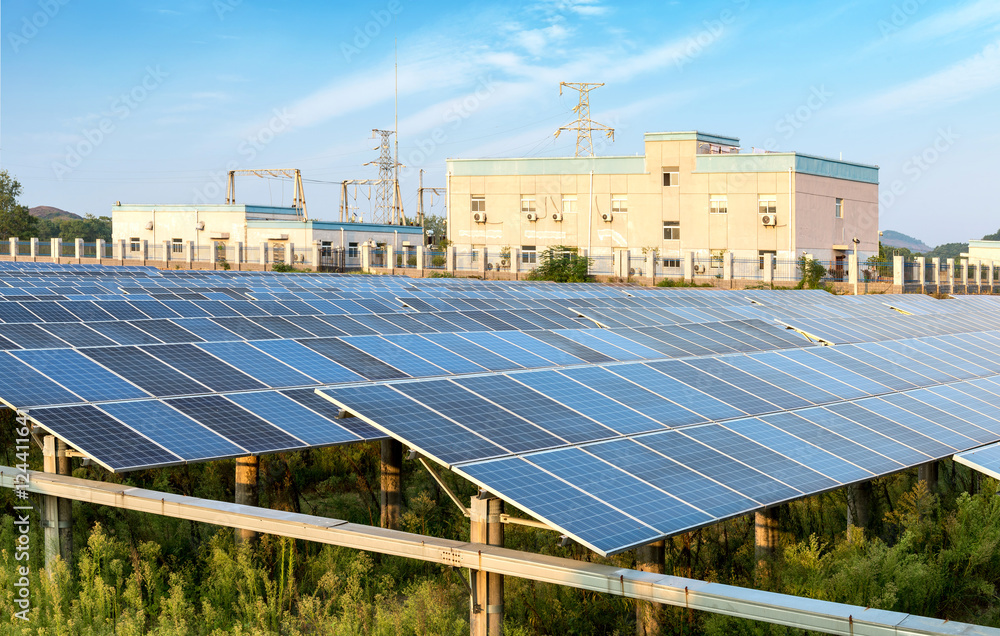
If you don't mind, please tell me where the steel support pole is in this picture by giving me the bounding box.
[635,540,665,635]
[470,496,504,636]
[235,456,259,545]
[380,439,403,530]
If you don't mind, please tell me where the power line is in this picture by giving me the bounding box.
[555,82,614,157]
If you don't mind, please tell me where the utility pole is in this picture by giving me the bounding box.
[555,82,614,157]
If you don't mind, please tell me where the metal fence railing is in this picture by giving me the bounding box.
[589,254,613,275]
[774,259,800,282]
[427,250,447,269]
[732,258,763,281]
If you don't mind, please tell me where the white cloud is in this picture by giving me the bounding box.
[515,23,571,56]
[854,38,1000,115]
[900,0,1000,42]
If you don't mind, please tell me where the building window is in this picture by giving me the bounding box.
[471,195,486,213]
[711,250,726,268]
[662,258,681,269]
[662,166,679,187]
[759,196,777,216]
[129,237,140,252]
[520,197,535,214]
[611,194,627,214]
[521,245,537,264]
[663,221,680,241]
[321,241,332,257]
[835,197,844,218]
[709,195,728,214]
[758,250,777,270]
[348,242,359,258]
[171,239,184,254]
[561,195,577,214]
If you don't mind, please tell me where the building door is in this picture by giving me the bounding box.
[213,241,227,264]
[833,253,846,281]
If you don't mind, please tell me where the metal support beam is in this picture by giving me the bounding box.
[470,496,504,636]
[381,438,403,529]
[635,540,665,636]
[235,456,259,545]
[415,455,470,518]
[2,466,995,636]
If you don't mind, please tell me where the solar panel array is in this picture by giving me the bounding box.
[6,261,1000,555]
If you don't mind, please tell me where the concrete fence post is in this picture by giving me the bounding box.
[235,242,244,265]
[30,237,38,259]
[892,254,904,288]
[447,246,456,274]
[387,244,396,272]
[75,238,84,260]
[764,253,775,285]
[683,251,694,282]
[52,238,61,263]
[931,257,941,288]
[848,252,858,292]
[646,251,656,284]
[96,239,105,261]
[416,245,425,271]
[916,256,926,291]
[312,241,320,269]
[946,258,955,292]
[723,251,733,281]
[259,242,267,266]
[479,247,488,277]
[162,240,171,263]
[361,242,371,271]
[10,237,17,260]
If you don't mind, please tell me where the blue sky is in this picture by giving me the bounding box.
[3,0,999,245]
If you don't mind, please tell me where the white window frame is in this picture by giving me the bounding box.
[611,194,627,214]
[561,195,578,214]
[471,195,486,213]
[129,237,141,252]
[662,167,679,187]
[520,197,535,214]
[709,195,728,214]
[171,239,184,254]
[758,196,777,216]
[835,197,844,219]
[521,245,537,264]
[663,221,680,241]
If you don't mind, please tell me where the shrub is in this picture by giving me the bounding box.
[526,246,592,283]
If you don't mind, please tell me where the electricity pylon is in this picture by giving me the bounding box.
[555,82,614,157]
[365,129,403,224]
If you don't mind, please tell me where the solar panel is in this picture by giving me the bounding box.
[13,349,151,402]
[165,395,307,453]
[80,347,211,397]
[198,341,319,388]
[98,400,247,461]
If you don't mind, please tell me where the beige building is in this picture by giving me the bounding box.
[964,241,1000,262]
[112,203,423,267]
[446,131,878,274]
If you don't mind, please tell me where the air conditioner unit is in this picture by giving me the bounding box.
[601,212,613,222]
[629,268,636,275]
[473,212,487,224]
[694,264,706,274]
[760,213,777,226]
[551,212,563,222]
[525,212,538,222]
[144,221,153,230]
[195,221,205,231]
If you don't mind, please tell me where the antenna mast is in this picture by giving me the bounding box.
[555,82,614,157]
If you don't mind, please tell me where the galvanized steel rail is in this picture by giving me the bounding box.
[2,465,993,636]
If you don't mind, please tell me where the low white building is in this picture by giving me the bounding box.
[112,203,424,267]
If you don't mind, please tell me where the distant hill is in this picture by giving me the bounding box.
[29,206,82,220]
[880,230,931,253]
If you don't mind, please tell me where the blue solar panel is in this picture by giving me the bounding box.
[99,400,246,460]
[197,341,318,388]
[341,336,449,377]
[166,395,306,453]
[559,366,705,426]
[226,391,362,446]
[0,353,85,407]
[250,340,365,384]
[459,456,662,554]
[13,349,151,402]
[31,404,181,471]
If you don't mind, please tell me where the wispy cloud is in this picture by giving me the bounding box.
[849,38,1000,115]
[900,0,1000,42]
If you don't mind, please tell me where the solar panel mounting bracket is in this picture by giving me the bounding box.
[417,456,470,518]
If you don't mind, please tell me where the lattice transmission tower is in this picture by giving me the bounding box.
[555,82,615,157]
[365,129,402,224]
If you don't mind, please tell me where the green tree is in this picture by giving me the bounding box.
[422,214,449,248]
[526,246,592,282]
[0,170,36,240]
